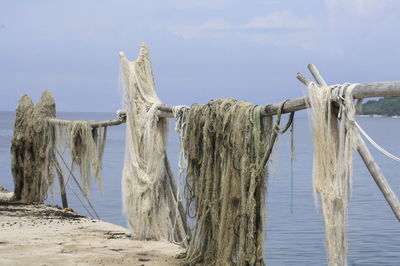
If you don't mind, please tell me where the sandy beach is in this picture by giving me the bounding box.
[0,188,183,266]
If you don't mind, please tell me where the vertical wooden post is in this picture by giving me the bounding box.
[54,159,68,209]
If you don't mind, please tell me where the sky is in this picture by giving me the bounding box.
[1,0,400,112]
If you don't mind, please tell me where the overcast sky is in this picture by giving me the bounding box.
[1,0,400,112]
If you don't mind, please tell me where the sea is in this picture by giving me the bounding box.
[0,111,399,265]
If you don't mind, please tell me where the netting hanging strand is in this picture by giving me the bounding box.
[308,82,358,266]
[172,99,275,265]
[119,43,187,242]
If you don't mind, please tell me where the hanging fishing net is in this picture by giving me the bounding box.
[308,82,358,266]
[120,43,187,241]
[174,99,273,265]
[52,120,107,196]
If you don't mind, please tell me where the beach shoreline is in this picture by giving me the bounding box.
[0,188,183,266]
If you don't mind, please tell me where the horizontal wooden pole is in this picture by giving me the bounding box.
[264,80,400,115]
[48,118,125,128]
[47,79,400,127]
[160,80,400,117]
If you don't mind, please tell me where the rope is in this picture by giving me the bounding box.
[170,105,190,246]
[355,121,400,163]
[52,154,96,218]
[332,83,400,163]
[55,148,100,219]
[290,117,295,214]
[259,100,295,172]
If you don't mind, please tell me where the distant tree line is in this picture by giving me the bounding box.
[361,97,400,116]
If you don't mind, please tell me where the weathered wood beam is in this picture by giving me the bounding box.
[308,64,328,86]
[54,158,68,209]
[264,80,400,115]
[145,79,400,117]
[48,117,125,128]
[48,79,400,126]
[357,137,400,221]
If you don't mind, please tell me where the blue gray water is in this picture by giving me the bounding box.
[0,111,399,265]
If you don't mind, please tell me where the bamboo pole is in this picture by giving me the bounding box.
[304,64,400,221]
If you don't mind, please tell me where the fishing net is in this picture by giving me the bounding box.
[120,43,187,241]
[11,91,56,203]
[52,121,107,196]
[174,99,273,265]
[308,82,357,266]
[11,89,108,204]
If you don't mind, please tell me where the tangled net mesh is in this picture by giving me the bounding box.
[11,91,56,203]
[175,99,273,265]
[53,120,107,196]
[119,43,186,241]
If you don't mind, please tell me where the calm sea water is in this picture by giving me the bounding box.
[0,111,399,265]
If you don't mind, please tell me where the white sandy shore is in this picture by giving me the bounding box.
[0,189,183,266]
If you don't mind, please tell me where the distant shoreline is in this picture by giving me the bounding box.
[357,114,400,119]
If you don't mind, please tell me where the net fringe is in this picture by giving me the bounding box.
[52,120,107,196]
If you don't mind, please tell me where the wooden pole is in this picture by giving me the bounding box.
[157,80,400,117]
[47,80,400,126]
[54,159,68,209]
[357,137,400,221]
[48,117,125,128]
[305,64,400,221]
[308,64,327,86]
[264,81,400,116]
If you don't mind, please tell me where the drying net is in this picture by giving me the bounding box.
[52,121,107,196]
[11,90,107,203]
[308,82,358,266]
[120,43,186,241]
[11,91,56,203]
[175,99,273,265]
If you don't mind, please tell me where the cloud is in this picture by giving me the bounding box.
[167,0,234,10]
[239,31,315,50]
[325,0,398,17]
[241,11,315,30]
[167,19,231,39]
[167,11,316,45]
[324,0,400,43]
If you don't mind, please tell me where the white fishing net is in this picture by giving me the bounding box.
[120,43,186,241]
[308,82,358,266]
